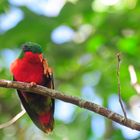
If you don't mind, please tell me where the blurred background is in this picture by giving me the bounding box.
[0,0,140,139]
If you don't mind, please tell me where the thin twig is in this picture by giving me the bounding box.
[0,80,140,131]
[0,109,26,129]
[116,53,127,120]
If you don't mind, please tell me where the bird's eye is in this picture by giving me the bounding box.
[22,45,31,52]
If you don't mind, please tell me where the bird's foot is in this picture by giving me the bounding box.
[30,82,37,87]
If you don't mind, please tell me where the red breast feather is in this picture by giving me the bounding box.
[11,52,44,84]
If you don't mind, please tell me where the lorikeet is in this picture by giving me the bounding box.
[10,42,54,133]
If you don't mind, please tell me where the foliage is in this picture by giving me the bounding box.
[0,0,140,139]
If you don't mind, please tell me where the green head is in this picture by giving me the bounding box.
[19,42,42,58]
[22,42,42,53]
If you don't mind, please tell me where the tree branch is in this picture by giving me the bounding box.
[0,109,26,129]
[0,79,140,131]
[116,53,127,119]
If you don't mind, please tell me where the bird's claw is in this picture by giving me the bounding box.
[30,82,37,87]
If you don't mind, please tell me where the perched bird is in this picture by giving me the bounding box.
[10,42,54,133]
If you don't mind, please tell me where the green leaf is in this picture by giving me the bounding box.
[86,35,105,52]
[117,36,138,55]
